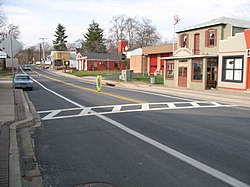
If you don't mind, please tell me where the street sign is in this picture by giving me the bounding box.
[0,35,23,58]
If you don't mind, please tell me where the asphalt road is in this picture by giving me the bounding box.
[24,67,250,187]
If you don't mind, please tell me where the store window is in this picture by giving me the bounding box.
[222,56,244,82]
[166,60,174,79]
[192,59,203,81]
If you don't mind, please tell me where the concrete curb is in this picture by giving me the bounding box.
[19,92,43,187]
[9,90,33,187]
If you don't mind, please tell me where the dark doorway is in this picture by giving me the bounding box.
[207,58,218,89]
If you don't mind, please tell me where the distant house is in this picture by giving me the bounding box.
[51,51,70,69]
[76,52,127,71]
[162,17,250,90]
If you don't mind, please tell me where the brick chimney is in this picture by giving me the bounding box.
[118,40,129,53]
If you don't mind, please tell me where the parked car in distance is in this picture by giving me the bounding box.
[23,64,31,71]
[14,74,33,90]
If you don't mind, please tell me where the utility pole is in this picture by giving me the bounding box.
[39,43,42,63]
[39,37,47,62]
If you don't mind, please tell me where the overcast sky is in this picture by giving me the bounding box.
[2,0,250,48]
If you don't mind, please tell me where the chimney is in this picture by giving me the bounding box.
[118,40,128,54]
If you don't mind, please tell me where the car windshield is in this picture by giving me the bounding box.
[15,75,30,80]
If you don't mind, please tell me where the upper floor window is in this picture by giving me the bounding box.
[180,34,189,48]
[209,31,215,46]
[205,29,217,47]
[183,35,187,47]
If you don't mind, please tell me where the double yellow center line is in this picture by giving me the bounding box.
[33,70,145,104]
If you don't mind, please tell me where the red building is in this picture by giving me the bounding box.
[76,52,127,71]
[142,44,176,75]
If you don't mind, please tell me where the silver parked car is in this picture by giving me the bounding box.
[14,74,33,90]
[23,64,31,71]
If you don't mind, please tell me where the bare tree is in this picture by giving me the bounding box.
[107,15,160,53]
[0,28,7,42]
[0,3,7,28]
[0,24,20,42]
[0,4,21,41]
[105,38,117,54]
[109,14,127,41]
[67,39,85,50]
[0,3,7,42]
[134,18,160,48]
[108,15,128,53]
[125,17,137,49]
[7,24,20,39]
[158,37,173,45]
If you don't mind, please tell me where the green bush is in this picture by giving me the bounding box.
[134,75,163,84]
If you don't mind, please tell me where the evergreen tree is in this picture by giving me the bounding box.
[84,21,106,53]
[53,23,68,51]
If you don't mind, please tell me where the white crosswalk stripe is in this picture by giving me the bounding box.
[38,101,235,121]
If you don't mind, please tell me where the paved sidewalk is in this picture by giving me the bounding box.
[0,79,14,123]
[0,78,31,187]
[0,79,14,187]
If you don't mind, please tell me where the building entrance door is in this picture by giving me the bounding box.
[149,54,157,74]
[178,67,187,87]
[207,59,218,89]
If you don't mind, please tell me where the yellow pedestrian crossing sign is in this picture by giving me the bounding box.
[96,75,102,92]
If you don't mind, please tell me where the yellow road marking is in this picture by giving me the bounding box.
[33,70,145,104]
